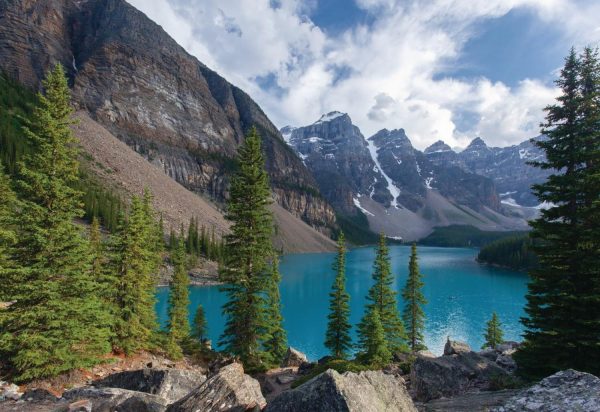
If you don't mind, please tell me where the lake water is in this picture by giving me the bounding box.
[156,246,529,360]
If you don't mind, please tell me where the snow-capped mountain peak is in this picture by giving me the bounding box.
[314,111,347,124]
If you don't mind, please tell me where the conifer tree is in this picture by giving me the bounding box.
[168,235,190,349]
[325,233,352,359]
[0,65,111,381]
[360,308,392,367]
[89,217,117,321]
[263,256,288,365]
[402,243,427,352]
[219,127,278,370]
[358,234,408,354]
[0,164,18,301]
[515,47,600,378]
[193,305,208,342]
[482,312,504,349]
[113,195,159,354]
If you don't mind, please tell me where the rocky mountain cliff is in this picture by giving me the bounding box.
[0,0,336,233]
[425,136,550,207]
[283,112,391,215]
[283,114,519,240]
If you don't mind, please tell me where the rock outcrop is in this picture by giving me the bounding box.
[494,369,600,412]
[443,338,471,355]
[63,386,169,412]
[264,369,417,412]
[0,0,336,233]
[281,347,308,368]
[411,349,511,401]
[166,363,266,412]
[94,368,206,403]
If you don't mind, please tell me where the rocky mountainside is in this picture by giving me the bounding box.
[283,112,391,215]
[283,114,525,240]
[0,0,335,233]
[426,136,550,207]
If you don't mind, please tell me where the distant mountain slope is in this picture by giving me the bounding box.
[75,111,335,253]
[282,113,528,240]
[0,0,336,233]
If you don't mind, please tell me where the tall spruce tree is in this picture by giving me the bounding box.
[0,163,18,301]
[89,217,117,323]
[324,233,352,359]
[358,234,408,354]
[263,256,288,365]
[168,236,191,347]
[514,47,600,378]
[402,243,427,352]
[112,195,159,354]
[0,65,111,381]
[482,312,504,349]
[193,305,208,342]
[219,127,280,370]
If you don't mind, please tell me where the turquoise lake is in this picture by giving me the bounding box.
[156,246,528,360]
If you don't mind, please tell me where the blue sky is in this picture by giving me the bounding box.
[131,0,600,149]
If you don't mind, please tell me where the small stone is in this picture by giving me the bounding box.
[282,347,308,367]
[68,399,93,412]
[276,374,296,385]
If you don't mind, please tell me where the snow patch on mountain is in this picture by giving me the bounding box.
[366,137,401,208]
[315,111,345,124]
[425,176,434,189]
[353,196,375,216]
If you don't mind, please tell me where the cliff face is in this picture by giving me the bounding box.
[0,0,336,232]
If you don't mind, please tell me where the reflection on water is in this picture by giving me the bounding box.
[156,245,528,359]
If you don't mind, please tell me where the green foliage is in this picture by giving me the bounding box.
[111,194,160,354]
[291,359,370,389]
[181,216,224,262]
[515,47,600,379]
[219,127,284,371]
[325,233,353,359]
[357,309,392,367]
[482,312,504,349]
[477,235,538,271]
[167,236,190,355]
[0,163,19,301]
[334,211,380,245]
[263,256,288,365]
[193,305,208,342]
[358,234,408,355]
[402,243,427,352]
[419,225,528,247]
[0,65,112,382]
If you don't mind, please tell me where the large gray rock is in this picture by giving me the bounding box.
[494,369,600,412]
[411,351,510,401]
[264,369,417,412]
[62,386,168,412]
[282,347,308,367]
[0,381,21,401]
[94,368,206,403]
[166,362,266,412]
[443,338,471,355]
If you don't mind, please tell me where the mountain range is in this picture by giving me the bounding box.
[283,112,549,240]
[0,0,549,245]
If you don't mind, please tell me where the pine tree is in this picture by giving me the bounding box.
[193,305,208,342]
[515,48,600,378]
[482,312,504,349]
[219,127,277,371]
[358,233,408,354]
[167,235,190,351]
[325,233,352,359]
[360,308,392,367]
[89,217,117,321]
[112,195,159,354]
[0,65,111,381]
[402,243,427,352]
[0,163,18,301]
[263,256,288,365]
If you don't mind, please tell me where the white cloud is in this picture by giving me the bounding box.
[128,0,598,149]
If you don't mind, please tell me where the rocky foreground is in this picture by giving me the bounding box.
[1,343,599,412]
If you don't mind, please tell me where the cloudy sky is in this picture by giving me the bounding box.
[129,0,600,149]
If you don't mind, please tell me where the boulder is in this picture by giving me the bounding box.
[411,351,510,401]
[67,399,93,412]
[62,386,168,412]
[23,388,59,402]
[94,368,206,403]
[444,338,471,355]
[264,369,417,412]
[0,381,21,401]
[494,369,600,412]
[495,341,520,354]
[495,354,517,372]
[282,347,308,367]
[166,362,266,412]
